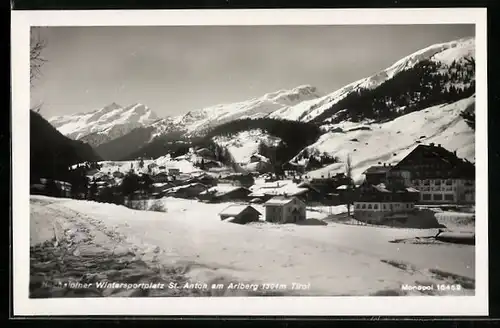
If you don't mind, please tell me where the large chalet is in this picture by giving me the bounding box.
[361,143,474,205]
[354,143,475,222]
[391,143,475,204]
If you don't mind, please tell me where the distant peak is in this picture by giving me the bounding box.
[262,84,320,100]
[123,103,149,111]
[106,102,122,109]
[293,84,319,95]
[294,84,317,92]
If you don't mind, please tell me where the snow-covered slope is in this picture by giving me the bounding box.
[213,129,281,165]
[173,85,321,134]
[270,37,475,123]
[295,96,475,182]
[49,85,320,154]
[49,103,159,147]
[32,195,475,297]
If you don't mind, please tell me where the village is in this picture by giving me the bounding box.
[30,141,475,232]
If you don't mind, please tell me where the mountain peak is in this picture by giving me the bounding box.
[105,102,122,110]
[293,84,318,94]
[269,36,475,123]
[49,102,160,147]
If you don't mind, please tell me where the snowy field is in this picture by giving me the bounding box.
[302,96,475,181]
[30,195,475,297]
[213,129,281,165]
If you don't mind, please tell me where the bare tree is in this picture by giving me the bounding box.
[30,31,47,113]
[345,154,353,217]
[30,33,47,86]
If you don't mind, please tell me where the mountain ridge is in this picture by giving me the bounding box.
[47,36,475,172]
[270,37,474,123]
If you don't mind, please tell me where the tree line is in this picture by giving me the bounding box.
[37,167,159,207]
[312,58,476,124]
[203,118,323,174]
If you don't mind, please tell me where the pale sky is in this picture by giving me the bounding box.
[31,25,474,119]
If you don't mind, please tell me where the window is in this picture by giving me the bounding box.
[374,204,378,210]
[433,194,443,201]
[445,179,452,185]
[422,193,431,201]
[355,204,360,209]
[434,180,441,186]
[362,204,366,209]
[444,194,454,201]
[382,204,386,210]
[367,204,372,209]
[423,180,430,186]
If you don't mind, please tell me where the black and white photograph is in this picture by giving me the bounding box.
[12,9,488,316]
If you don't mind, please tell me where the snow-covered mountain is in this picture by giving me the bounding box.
[295,95,476,182]
[269,37,475,123]
[49,103,159,147]
[172,84,321,135]
[49,85,320,152]
[49,36,475,174]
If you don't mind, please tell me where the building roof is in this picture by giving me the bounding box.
[394,143,475,178]
[264,196,302,206]
[165,182,207,193]
[200,184,249,197]
[363,165,392,175]
[250,153,270,163]
[296,182,321,193]
[251,180,313,197]
[363,183,418,194]
[282,161,305,168]
[218,205,261,217]
[152,182,171,188]
[372,183,391,193]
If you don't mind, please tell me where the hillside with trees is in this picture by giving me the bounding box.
[204,118,323,173]
[123,118,323,173]
[312,58,475,124]
[30,110,102,183]
[94,126,156,160]
[122,133,197,160]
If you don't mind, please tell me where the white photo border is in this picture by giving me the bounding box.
[11,8,488,316]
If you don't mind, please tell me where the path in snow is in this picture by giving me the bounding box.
[30,196,475,296]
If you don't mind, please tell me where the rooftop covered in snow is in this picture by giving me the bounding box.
[218,205,261,217]
[264,196,302,206]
